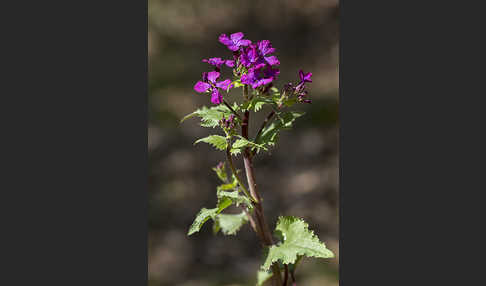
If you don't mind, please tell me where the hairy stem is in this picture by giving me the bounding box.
[241,85,282,286]
[225,142,256,202]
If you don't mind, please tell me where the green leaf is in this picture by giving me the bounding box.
[216,197,233,211]
[240,96,274,112]
[188,197,233,236]
[256,112,304,147]
[256,270,273,286]
[194,135,227,151]
[217,190,252,209]
[215,212,248,235]
[181,105,232,128]
[261,216,334,271]
[231,136,268,155]
[187,208,219,236]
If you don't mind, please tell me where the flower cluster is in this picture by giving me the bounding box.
[194,32,312,105]
[220,114,236,129]
[284,70,313,104]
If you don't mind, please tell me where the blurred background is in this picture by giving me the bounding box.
[148,1,339,285]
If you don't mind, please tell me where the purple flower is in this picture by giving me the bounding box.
[193,71,233,104]
[257,40,280,66]
[219,32,252,51]
[257,40,275,56]
[264,55,280,66]
[202,57,226,68]
[299,70,312,83]
[240,44,259,67]
[241,64,275,89]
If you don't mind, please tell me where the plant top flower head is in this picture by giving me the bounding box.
[193,32,313,107]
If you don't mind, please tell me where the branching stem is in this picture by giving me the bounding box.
[223,100,241,120]
[241,85,283,286]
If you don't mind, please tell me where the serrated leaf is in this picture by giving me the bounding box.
[256,112,304,147]
[254,101,266,112]
[217,190,252,208]
[216,212,248,235]
[187,208,219,236]
[188,197,233,236]
[256,270,273,286]
[181,105,232,128]
[194,135,227,151]
[216,197,233,211]
[231,137,268,155]
[240,97,273,112]
[261,216,334,270]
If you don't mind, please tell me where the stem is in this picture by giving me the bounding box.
[283,265,289,286]
[223,100,241,120]
[252,110,276,157]
[225,142,256,202]
[241,85,282,286]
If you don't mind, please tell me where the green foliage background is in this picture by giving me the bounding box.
[148,0,339,285]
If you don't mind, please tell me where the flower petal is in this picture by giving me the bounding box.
[303,72,312,82]
[227,44,239,51]
[215,79,232,90]
[225,60,235,67]
[210,89,223,104]
[264,56,280,66]
[230,32,244,42]
[207,71,220,83]
[299,70,304,81]
[194,81,210,93]
[238,39,252,46]
[219,34,233,46]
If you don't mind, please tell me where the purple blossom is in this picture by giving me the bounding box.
[241,64,276,89]
[219,32,252,51]
[257,40,275,56]
[240,44,259,67]
[203,57,235,70]
[264,55,280,66]
[299,70,312,83]
[193,71,233,104]
[202,57,226,68]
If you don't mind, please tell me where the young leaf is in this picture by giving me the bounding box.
[261,216,334,271]
[212,163,227,182]
[216,212,248,235]
[188,197,233,236]
[240,96,273,112]
[231,136,268,154]
[217,190,252,209]
[187,208,219,236]
[194,135,227,151]
[256,112,304,147]
[181,105,232,128]
[256,270,273,286]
